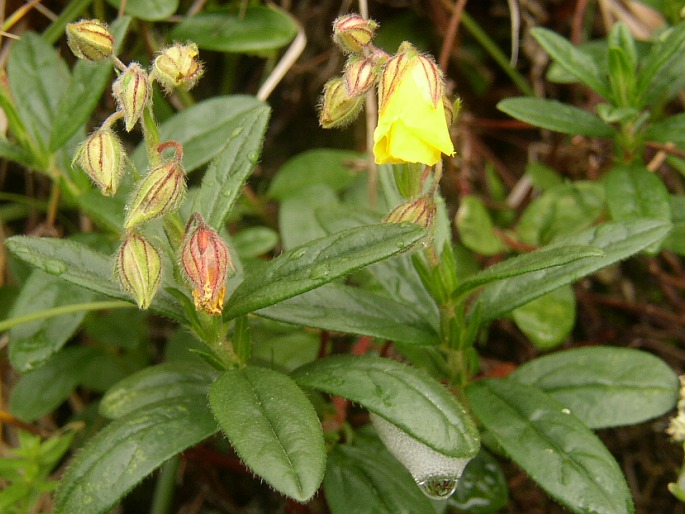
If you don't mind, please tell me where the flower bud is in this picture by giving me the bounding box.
[332,14,378,54]
[343,56,377,97]
[152,43,204,93]
[124,159,186,229]
[112,63,151,132]
[181,213,235,316]
[370,413,472,500]
[319,77,365,129]
[115,232,162,309]
[384,196,436,229]
[73,128,126,196]
[66,19,114,62]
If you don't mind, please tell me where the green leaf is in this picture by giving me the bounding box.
[171,6,297,54]
[325,438,435,514]
[7,32,69,151]
[474,219,672,323]
[512,285,576,350]
[292,355,479,458]
[100,362,218,419]
[279,184,339,250]
[268,149,364,200]
[606,164,671,222]
[454,245,603,299]
[10,347,97,422]
[516,181,605,245]
[449,449,509,514]
[607,22,637,107]
[190,101,270,228]
[5,236,186,323]
[645,112,685,146]
[497,98,615,137]
[209,367,325,502]
[455,196,506,255]
[224,223,426,320]
[257,283,440,345]
[50,17,132,151]
[105,0,178,21]
[664,195,685,255]
[54,396,217,514]
[8,270,96,371]
[232,226,279,259]
[133,96,267,175]
[0,138,35,167]
[467,378,633,514]
[510,346,679,428]
[531,27,612,99]
[636,23,685,106]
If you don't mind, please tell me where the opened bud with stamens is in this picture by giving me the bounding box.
[319,77,365,129]
[116,232,162,309]
[384,196,436,229]
[182,213,235,316]
[373,42,455,166]
[112,63,151,131]
[332,14,378,54]
[124,142,186,229]
[152,42,204,93]
[66,19,114,62]
[73,127,126,196]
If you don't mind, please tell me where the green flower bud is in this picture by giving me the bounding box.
[181,213,235,316]
[152,43,204,93]
[384,196,436,229]
[343,56,378,97]
[66,19,114,62]
[370,413,473,500]
[124,157,186,229]
[72,128,126,196]
[112,63,151,132]
[318,77,364,129]
[115,232,162,309]
[332,14,378,54]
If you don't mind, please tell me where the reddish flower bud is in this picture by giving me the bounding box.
[152,42,204,93]
[112,63,151,131]
[116,232,162,309]
[124,157,186,229]
[384,196,436,229]
[319,77,365,129]
[66,19,114,62]
[332,14,378,54]
[73,127,126,196]
[181,213,234,316]
[343,56,378,97]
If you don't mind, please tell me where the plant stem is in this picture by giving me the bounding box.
[0,300,134,333]
[150,455,180,514]
[142,104,162,168]
[460,11,535,97]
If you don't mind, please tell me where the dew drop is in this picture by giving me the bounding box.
[417,476,459,500]
[310,264,330,280]
[44,259,68,276]
[561,408,571,415]
[247,151,259,164]
[291,248,307,259]
[395,241,406,249]
[231,126,244,137]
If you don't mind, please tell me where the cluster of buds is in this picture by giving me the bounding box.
[67,20,228,314]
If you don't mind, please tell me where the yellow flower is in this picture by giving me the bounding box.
[373,43,455,166]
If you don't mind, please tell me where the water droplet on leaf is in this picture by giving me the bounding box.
[291,248,307,259]
[310,264,330,280]
[247,151,259,164]
[417,476,459,499]
[231,126,244,137]
[44,259,67,276]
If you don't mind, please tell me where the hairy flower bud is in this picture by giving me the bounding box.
[384,196,436,228]
[152,43,204,93]
[66,19,114,62]
[73,127,126,196]
[181,213,234,316]
[374,42,454,165]
[124,158,186,229]
[112,63,151,131]
[319,77,365,129]
[332,14,378,54]
[343,56,377,97]
[370,413,472,500]
[116,232,162,309]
